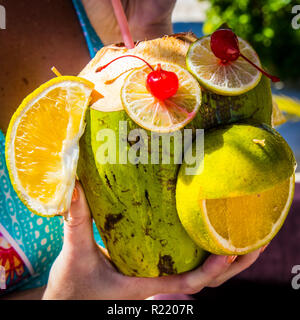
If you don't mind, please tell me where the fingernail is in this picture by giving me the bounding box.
[63,211,72,223]
[71,186,79,202]
[260,244,268,253]
[226,255,237,264]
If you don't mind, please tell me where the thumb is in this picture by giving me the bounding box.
[63,181,95,253]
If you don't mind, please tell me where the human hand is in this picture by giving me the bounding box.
[81,0,176,45]
[43,181,265,300]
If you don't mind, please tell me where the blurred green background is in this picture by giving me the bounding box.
[201,0,300,86]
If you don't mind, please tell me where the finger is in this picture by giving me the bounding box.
[180,254,236,294]
[125,254,236,298]
[208,248,261,288]
[63,181,95,253]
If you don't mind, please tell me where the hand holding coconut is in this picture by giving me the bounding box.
[43,182,262,300]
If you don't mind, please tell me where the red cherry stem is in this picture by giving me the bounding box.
[239,53,280,83]
[96,55,154,73]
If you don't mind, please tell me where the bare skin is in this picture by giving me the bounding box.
[81,0,176,44]
[0,0,90,133]
[0,0,264,299]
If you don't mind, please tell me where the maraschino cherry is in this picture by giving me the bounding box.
[96,55,179,100]
[210,29,280,82]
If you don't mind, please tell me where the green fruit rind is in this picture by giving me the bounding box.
[177,123,296,200]
[78,109,207,277]
[77,34,275,277]
[196,75,273,129]
[176,124,296,255]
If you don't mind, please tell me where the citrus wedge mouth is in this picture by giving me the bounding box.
[5,76,94,217]
[121,63,202,133]
[176,124,296,256]
[186,36,262,96]
[200,174,295,254]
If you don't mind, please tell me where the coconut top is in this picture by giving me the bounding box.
[79,33,197,112]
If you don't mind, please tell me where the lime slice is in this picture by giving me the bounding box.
[121,63,201,133]
[5,77,93,216]
[186,35,262,96]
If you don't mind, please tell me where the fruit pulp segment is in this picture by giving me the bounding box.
[14,85,88,204]
[203,177,291,248]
